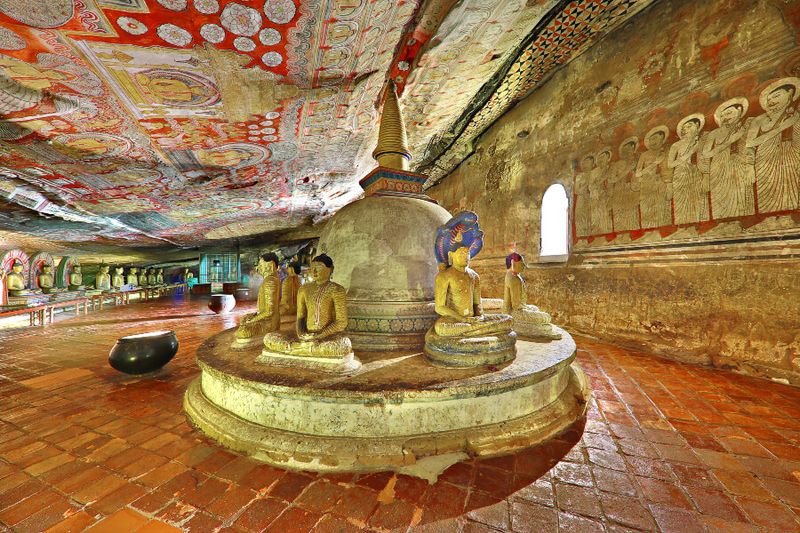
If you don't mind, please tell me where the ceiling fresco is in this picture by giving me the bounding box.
[0,0,655,253]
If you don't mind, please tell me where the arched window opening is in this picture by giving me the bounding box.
[540,184,569,261]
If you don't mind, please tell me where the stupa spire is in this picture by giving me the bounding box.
[372,81,411,170]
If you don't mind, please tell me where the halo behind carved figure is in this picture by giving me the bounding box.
[434,210,484,266]
[713,96,749,126]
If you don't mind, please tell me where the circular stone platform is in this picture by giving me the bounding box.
[184,325,590,481]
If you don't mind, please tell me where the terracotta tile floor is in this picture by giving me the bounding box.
[1,296,799,532]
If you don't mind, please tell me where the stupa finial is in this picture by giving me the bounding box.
[372,80,411,170]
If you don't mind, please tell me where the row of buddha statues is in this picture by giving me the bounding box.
[233,211,559,372]
[3,263,193,299]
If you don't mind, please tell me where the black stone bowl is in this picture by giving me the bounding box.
[108,330,179,375]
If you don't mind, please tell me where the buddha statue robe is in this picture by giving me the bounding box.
[234,256,280,343]
[503,254,561,340]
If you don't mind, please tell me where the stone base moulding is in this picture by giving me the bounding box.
[184,326,590,480]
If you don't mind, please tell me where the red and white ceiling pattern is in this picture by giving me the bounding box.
[0,0,650,250]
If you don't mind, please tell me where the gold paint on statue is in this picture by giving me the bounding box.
[432,245,512,337]
[263,255,351,358]
[235,255,280,342]
[7,262,30,296]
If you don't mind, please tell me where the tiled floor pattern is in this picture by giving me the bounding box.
[0,296,799,532]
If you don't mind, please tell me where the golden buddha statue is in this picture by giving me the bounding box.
[503,253,561,340]
[233,253,281,345]
[425,212,516,367]
[95,265,111,291]
[7,261,31,296]
[127,267,139,286]
[156,268,164,285]
[432,244,513,338]
[112,267,125,290]
[68,264,85,291]
[261,254,359,373]
[38,264,58,294]
[280,263,300,315]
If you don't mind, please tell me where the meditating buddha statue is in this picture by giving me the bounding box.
[112,267,125,290]
[503,253,561,340]
[424,212,516,367]
[260,254,360,373]
[95,265,111,291]
[280,263,301,315]
[147,268,157,286]
[127,267,139,286]
[38,264,58,294]
[156,268,164,285]
[68,264,85,291]
[233,253,281,345]
[7,261,32,296]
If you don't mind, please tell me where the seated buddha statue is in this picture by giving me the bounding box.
[233,253,281,345]
[280,263,301,315]
[112,267,125,290]
[503,253,561,340]
[147,268,157,286]
[68,264,85,291]
[38,264,59,294]
[156,268,164,285]
[260,254,360,373]
[127,267,139,287]
[7,261,33,296]
[95,265,111,291]
[424,212,516,368]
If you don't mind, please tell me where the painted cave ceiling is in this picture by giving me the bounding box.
[0,0,653,253]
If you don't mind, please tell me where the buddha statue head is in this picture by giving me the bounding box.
[309,254,334,283]
[506,252,526,274]
[258,252,279,277]
[10,261,23,276]
[447,244,471,270]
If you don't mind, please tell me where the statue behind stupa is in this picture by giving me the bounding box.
[504,253,561,340]
[260,254,360,373]
[424,212,516,368]
[233,253,280,346]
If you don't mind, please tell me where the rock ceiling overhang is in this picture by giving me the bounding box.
[0,0,654,254]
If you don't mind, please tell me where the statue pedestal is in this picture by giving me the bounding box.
[424,329,517,368]
[7,294,50,307]
[184,325,589,480]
